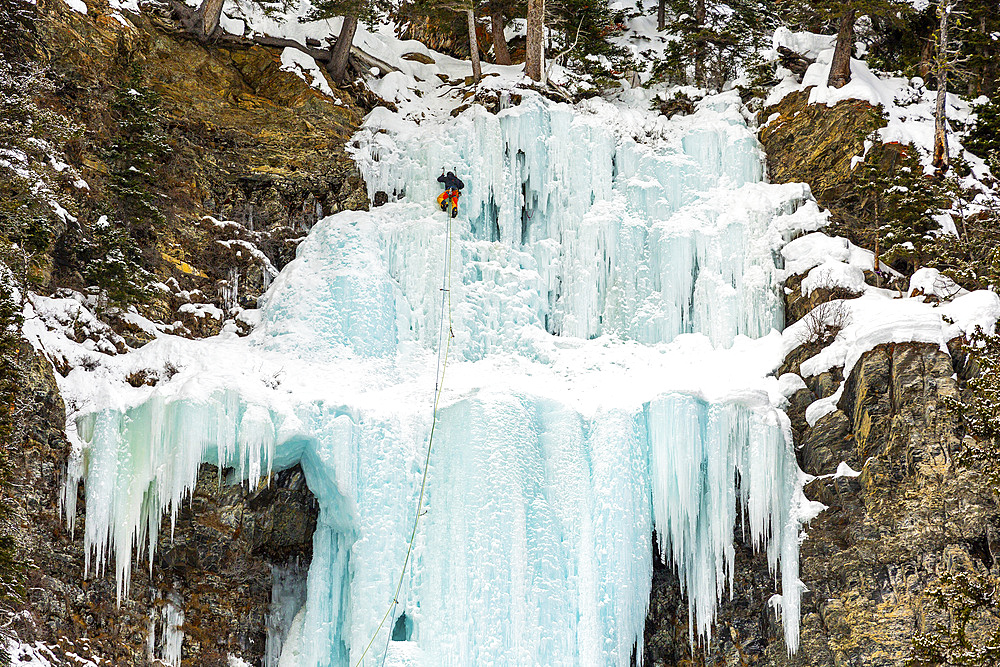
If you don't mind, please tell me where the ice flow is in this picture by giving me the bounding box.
[65,93,822,665]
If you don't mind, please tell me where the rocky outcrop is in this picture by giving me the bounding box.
[790,340,999,666]
[644,536,783,667]
[150,464,317,664]
[4,2,350,662]
[758,90,884,234]
[758,89,923,258]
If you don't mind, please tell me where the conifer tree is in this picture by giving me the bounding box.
[80,218,154,311]
[658,0,775,89]
[858,148,948,273]
[105,64,169,237]
[966,92,1000,159]
[545,0,630,80]
[955,0,1000,96]
[66,64,167,312]
[485,0,514,65]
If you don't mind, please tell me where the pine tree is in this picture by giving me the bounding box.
[484,0,515,65]
[526,0,544,80]
[104,64,169,238]
[545,0,630,82]
[657,0,776,90]
[953,0,1000,96]
[966,91,1000,159]
[80,218,153,311]
[854,143,949,274]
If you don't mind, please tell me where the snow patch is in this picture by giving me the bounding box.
[62,0,87,14]
[279,47,340,101]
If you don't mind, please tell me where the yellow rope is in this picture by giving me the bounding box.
[353,204,456,667]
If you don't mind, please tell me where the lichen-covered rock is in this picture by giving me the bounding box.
[800,409,853,476]
[151,464,318,665]
[758,90,884,227]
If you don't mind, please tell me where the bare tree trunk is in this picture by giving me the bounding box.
[827,7,855,88]
[919,36,934,80]
[933,0,951,175]
[198,0,226,40]
[525,0,544,81]
[491,10,511,65]
[466,8,482,83]
[657,0,665,31]
[693,0,706,86]
[874,231,881,276]
[328,15,358,85]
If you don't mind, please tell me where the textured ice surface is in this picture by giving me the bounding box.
[64,92,824,665]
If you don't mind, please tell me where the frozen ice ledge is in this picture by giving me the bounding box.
[63,92,828,665]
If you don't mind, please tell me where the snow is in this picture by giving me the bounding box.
[279,48,340,101]
[800,261,866,297]
[62,0,87,14]
[178,302,224,319]
[804,57,896,110]
[781,232,873,278]
[804,385,843,428]
[908,267,968,300]
[5,640,102,667]
[772,27,836,61]
[788,289,1000,381]
[833,461,861,478]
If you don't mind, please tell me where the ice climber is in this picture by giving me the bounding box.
[437,170,464,218]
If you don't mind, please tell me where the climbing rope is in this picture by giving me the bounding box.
[353,203,456,667]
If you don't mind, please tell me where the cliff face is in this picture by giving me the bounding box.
[9,6,1000,664]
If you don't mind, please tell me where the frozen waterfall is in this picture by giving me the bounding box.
[63,91,824,665]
